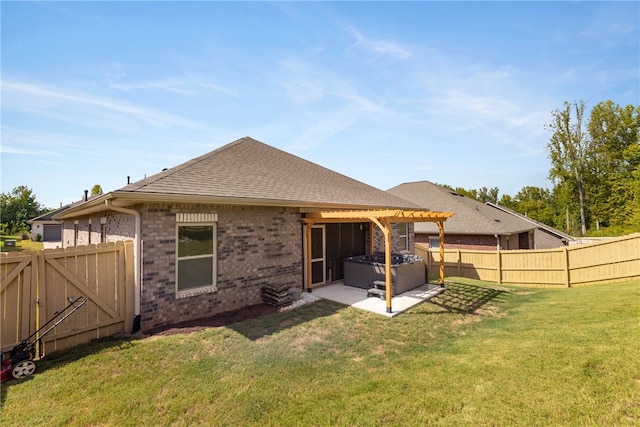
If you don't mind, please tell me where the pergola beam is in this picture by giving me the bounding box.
[303,209,453,223]
[437,220,446,286]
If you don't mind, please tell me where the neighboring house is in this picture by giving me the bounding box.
[485,202,575,248]
[28,205,70,243]
[55,137,450,331]
[387,181,574,251]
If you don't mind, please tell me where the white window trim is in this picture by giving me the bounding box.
[398,223,409,251]
[175,213,218,299]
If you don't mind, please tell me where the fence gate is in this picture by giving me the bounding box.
[1,240,134,356]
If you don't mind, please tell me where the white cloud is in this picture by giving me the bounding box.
[111,79,194,95]
[0,145,56,156]
[347,27,412,60]
[196,81,239,97]
[3,80,204,130]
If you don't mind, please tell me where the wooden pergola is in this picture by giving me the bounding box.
[301,209,455,313]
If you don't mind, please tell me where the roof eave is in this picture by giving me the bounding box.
[54,191,418,219]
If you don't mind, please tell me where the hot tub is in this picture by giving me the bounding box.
[343,253,426,295]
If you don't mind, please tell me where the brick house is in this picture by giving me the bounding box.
[27,204,69,244]
[55,137,447,331]
[387,181,574,251]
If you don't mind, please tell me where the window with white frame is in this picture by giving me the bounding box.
[398,223,408,251]
[176,213,217,294]
[429,237,440,249]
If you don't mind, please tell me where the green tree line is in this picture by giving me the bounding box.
[0,185,44,234]
[0,184,103,235]
[458,100,639,236]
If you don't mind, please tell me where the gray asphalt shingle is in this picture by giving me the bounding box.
[119,137,418,209]
[387,181,535,234]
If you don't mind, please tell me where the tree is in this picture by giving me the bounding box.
[91,184,103,196]
[442,185,500,204]
[587,101,640,231]
[628,149,640,230]
[546,100,590,235]
[452,187,477,200]
[511,186,556,227]
[477,186,500,204]
[0,186,44,233]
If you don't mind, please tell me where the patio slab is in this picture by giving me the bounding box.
[310,281,445,317]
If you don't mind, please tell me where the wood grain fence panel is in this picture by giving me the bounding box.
[459,250,499,282]
[416,234,638,288]
[41,247,85,354]
[0,252,35,353]
[568,234,640,286]
[1,241,134,357]
[42,246,122,354]
[500,249,567,287]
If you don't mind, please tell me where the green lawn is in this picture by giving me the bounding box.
[2,278,639,426]
[0,235,44,252]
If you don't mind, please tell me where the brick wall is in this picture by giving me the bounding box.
[372,222,415,253]
[62,212,135,248]
[61,204,421,331]
[139,203,302,330]
[416,231,566,250]
[415,233,498,251]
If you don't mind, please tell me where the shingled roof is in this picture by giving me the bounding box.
[60,137,419,216]
[387,181,535,235]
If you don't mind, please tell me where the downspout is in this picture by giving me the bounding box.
[105,200,141,333]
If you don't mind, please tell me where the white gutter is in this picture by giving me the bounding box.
[105,200,141,332]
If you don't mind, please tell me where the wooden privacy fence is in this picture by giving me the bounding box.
[417,233,640,288]
[1,240,134,357]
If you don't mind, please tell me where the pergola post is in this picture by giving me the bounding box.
[437,220,445,286]
[383,219,393,313]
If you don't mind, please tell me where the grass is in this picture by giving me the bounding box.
[0,235,44,252]
[1,278,639,426]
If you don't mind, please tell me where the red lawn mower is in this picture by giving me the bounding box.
[1,296,86,383]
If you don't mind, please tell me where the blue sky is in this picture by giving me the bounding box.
[2,1,638,209]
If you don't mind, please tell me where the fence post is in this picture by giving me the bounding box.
[33,250,42,357]
[497,250,502,284]
[457,249,461,276]
[563,246,570,288]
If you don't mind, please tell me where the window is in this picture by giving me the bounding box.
[398,223,408,251]
[88,223,92,244]
[73,222,79,246]
[176,213,217,296]
[100,217,107,243]
[429,237,440,249]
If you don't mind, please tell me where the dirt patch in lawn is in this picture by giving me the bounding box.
[145,303,279,337]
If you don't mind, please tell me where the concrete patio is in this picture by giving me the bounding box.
[310,281,446,317]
